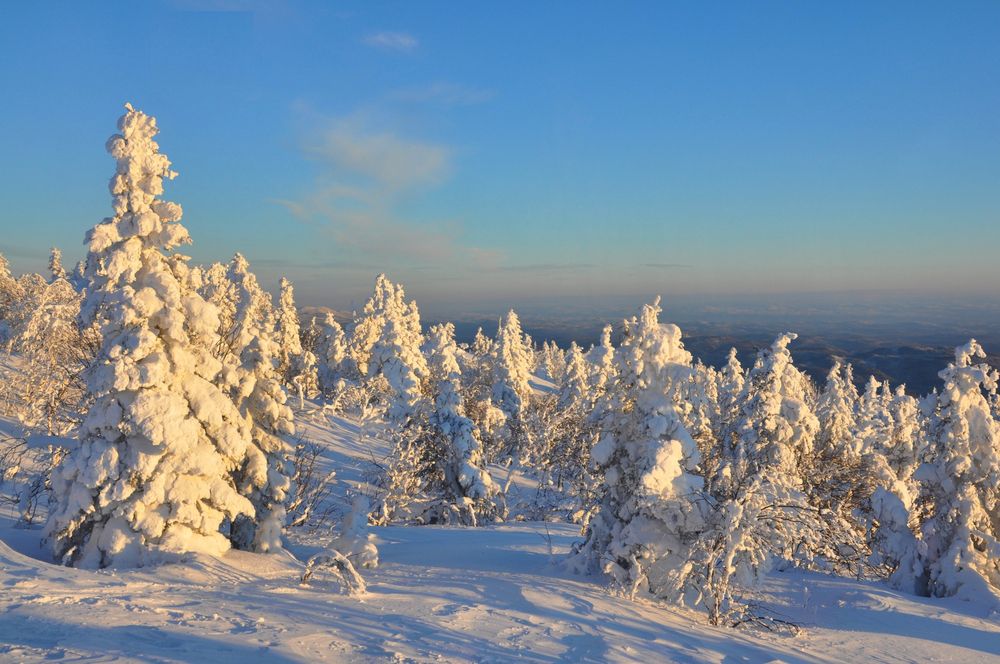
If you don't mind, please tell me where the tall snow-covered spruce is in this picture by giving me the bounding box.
[569,298,704,599]
[45,104,259,568]
[917,340,1000,599]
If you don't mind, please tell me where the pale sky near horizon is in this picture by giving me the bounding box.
[1,1,998,315]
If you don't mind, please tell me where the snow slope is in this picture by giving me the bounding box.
[1,407,998,663]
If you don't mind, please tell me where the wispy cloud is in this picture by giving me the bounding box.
[491,263,596,273]
[278,109,501,271]
[363,31,418,53]
[643,262,693,269]
[390,82,496,106]
[304,116,450,189]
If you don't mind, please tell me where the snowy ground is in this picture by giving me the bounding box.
[1,407,998,663]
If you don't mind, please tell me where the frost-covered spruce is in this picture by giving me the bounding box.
[411,322,499,524]
[7,272,92,435]
[223,254,295,552]
[316,312,348,394]
[916,340,1000,599]
[713,334,823,565]
[491,309,534,460]
[586,324,616,399]
[199,260,237,358]
[685,360,720,476]
[815,361,859,461]
[275,277,304,385]
[361,274,428,421]
[569,298,704,599]
[540,340,567,383]
[558,342,591,412]
[715,348,745,435]
[0,254,26,346]
[229,332,295,552]
[48,247,68,283]
[884,385,925,486]
[545,341,600,502]
[45,104,258,568]
[864,452,924,594]
[347,273,398,379]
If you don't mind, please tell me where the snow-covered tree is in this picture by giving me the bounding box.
[383,323,499,525]
[807,361,868,565]
[815,361,859,461]
[45,104,258,568]
[916,340,1000,599]
[569,298,704,599]
[856,376,893,456]
[884,385,926,487]
[586,324,616,399]
[275,277,303,383]
[358,275,428,421]
[316,312,348,395]
[712,348,745,459]
[6,275,95,434]
[0,253,22,326]
[491,309,534,460]
[199,260,237,359]
[538,341,601,509]
[48,247,68,283]
[224,253,273,355]
[539,340,566,384]
[215,252,295,552]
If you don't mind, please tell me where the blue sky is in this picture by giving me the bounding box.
[1,1,998,315]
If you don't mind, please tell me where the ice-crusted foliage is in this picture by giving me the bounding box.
[536,342,600,512]
[856,377,894,455]
[376,324,499,525]
[225,254,274,351]
[330,495,379,569]
[275,277,306,385]
[884,385,925,486]
[316,312,348,395]
[540,340,567,383]
[815,361,859,461]
[729,334,817,492]
[424,324,498,516]
[362,275,427,421]
[557,343,590,412]
[569,298,704,599]
[711,334,824,566]
[48,247,67,283]
[807,361,868,563]
[0,254,23,325]
[685,361,720,477]
[215,254,295,552]
[348,273,397,379]
[586,324,617,399]
[864,453,924,594]
[491,309,534,460]
[460,327,507,462]
[916,340,1000,600]
[45,104,258,568]
[716,348,745,419]
[6,275,97,435]
[199,261,237,358]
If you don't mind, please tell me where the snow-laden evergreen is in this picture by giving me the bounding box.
[916,340,1000,600]
[219,254,295,553]
[44,104,260,567]
[316,312,348,395]
[357,274,428,421]
[48,247,68,283]
[569,298,704,599]
[491,309,534,461]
